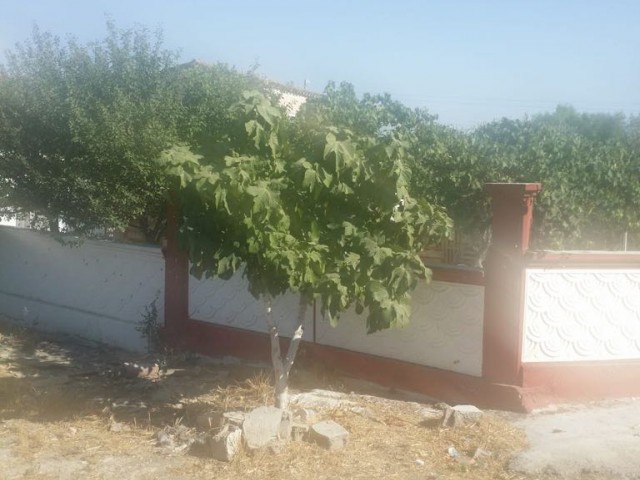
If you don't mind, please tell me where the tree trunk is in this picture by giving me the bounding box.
[48,215,60,233]
[265,295,307,410]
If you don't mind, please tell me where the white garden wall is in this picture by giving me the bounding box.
[522,268,640,362]
[190,274,484,377]
[315,281,484,376]
[189,272,314,340]
[0,226,164,351]
[0,225,484,374]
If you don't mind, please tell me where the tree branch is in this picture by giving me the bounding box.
[264,296,283,372]
[283,295,306,375]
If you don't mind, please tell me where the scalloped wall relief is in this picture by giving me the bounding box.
[190,275,484,376]
[522,268,640,362]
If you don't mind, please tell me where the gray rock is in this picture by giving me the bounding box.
[293,407,318,424]
[208,425,242,462]
[291,422,309,442]
[109,420,130,433]
[310,420,350,451]
[349,405,376,420]
[279,411,292,442]
[291,389,355,410]
[442,405,483,428]
[242,406,284,450]
[268,440,287,455]
[222,411,245,428]
[156,424,195,453]
[195,411,221,430]
[420,407,443,421]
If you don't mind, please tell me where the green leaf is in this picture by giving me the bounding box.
[367,281,389,304]
[303,168,317,190]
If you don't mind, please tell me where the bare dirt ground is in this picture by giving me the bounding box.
[0,319,533,480]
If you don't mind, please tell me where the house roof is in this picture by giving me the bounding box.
[177,59,319,116]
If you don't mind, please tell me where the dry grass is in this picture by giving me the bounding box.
[0,321,532,480]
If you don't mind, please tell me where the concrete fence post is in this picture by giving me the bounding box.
[482,183,541,385]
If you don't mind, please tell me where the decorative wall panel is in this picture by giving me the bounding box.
[523,269,640,362]
[191,275,483,376]
[189,273,314,340]
[315,281,484,376]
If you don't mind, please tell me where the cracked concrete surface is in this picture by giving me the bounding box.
[510,399,640,479]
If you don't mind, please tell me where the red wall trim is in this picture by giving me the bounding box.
[522,362,640,408]
[173,319,640,412]
[178,319,530,412]
[525,250,640,267]
[428,265,485,286]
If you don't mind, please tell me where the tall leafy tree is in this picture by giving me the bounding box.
[409,105,640,253]
[159,86,451,408]
[0,23,254,238]
[471,108,640,249]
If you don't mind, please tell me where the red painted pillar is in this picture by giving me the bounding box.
[163,199,190,337]
[482,183,541,385]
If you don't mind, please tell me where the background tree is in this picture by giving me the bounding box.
[409,105,640,254]
[0,23,255,238]
[159,86,451,408]
[471,107,640,249]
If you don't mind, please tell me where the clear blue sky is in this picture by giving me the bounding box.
[1,0,639,129]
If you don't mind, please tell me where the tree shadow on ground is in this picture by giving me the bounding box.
[0,319,275,430]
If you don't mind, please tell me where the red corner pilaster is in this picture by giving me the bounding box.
[163,199,189,336]
[482,183,541,385]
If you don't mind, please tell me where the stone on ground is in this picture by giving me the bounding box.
[419,406,444,421]
[442,405,483,427]
[310,420,350,451]
[290,389,355,410]
[279,411,292,442]
[156,425,195,453]
[195,411,221,430]
[222,411,245,428]
[242,406,284,451]
[208,425,242,462]
[292,407,318,424]
[291,422,309,442]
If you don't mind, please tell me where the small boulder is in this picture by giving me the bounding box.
[156,424,195,453]
[279,411,292,442]
[242,406,284,451]
[291,389,355,410]
[209,425,242,462]
[222,411,246,428]
[291,422,309,442]
[420,407,444,421]
[195,411,222,430]
[310,420,350,451]
[293,407,318,424]
[442,405,483,428]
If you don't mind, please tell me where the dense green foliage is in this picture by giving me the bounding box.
[0,23,254,237]
[159,87,451,332]
[474,107,640,249]
[411,106,640,251]
[1,22,637,256]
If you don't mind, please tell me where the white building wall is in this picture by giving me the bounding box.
[0,226,164,351]
[0,216,16,227]
[522,268,640,362]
